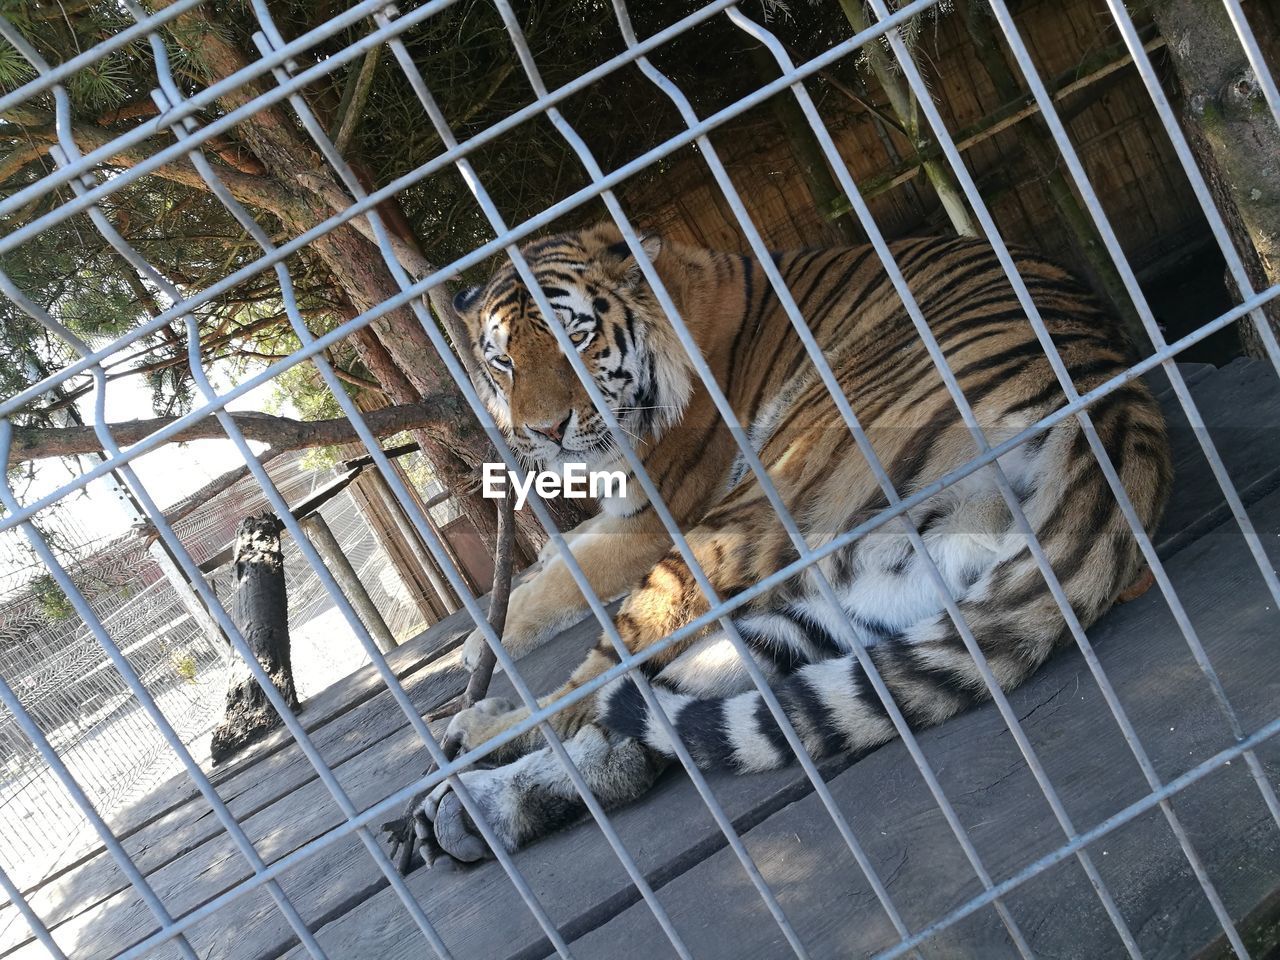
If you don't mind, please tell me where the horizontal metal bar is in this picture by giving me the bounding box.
[985,0,1280,857]
[863,2,1250,951]
[114,655,1280,960]
[0,259,1272,553]
[4,3,1279,956]
[0,0,463,216]
[878,708,1280,959]
[0,0,734,248]
[732,10,1138,953]
[605,5,1024,950]
[0,0,928,413]
[0,825,70,958]
[1100,0,1280,377]
[0,628,199,960]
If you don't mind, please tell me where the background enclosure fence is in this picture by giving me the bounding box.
[0,451,428,896]
[0,0,1278,958]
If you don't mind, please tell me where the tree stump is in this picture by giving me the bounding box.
[209,513,299,765]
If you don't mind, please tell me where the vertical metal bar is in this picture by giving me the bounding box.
[108,14,578,946]
[143,13,664,952]
[0,847,69,959]
[0,556,200,960]
[0,27,335,959]
[129,27,618,956]
[721,10,1146,954]
[1219,0,1280,132]
[0,355,333,960]
[73,117,462,960]
[855,3,1251,953]
[55,68,445,960]
[593,2,1043,952]
[1026,5,1280,639]
[298,511,398,653]
[0,0,900,439]
[243,6,754,951]
[979,0,1280,854]
[1099,0,1280,377]
[470,2,934,949]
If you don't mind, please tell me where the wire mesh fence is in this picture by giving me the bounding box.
[0,0,1278,958]
[0,452,427,897]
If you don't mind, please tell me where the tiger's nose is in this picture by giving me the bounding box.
[530,412,573,445]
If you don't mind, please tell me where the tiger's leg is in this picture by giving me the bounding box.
[458,507,673,671]
[419,722,668,862]
[418,493,790,859]
[438,488,788,763]
[419,621,783,862]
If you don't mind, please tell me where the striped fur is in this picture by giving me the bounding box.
[418,225,1171,861]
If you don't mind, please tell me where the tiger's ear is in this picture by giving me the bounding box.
[453,284,483,314]
[452,284,485,342]
[604,233,662,286]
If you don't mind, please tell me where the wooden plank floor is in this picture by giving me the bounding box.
[3,359,1279,959]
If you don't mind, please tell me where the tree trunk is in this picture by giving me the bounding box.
[837,0,978,237]
[1150,0,1280,357]
[155,0,590,555]
[746,43,863,244]
[153,1,511,553]
[957,0,1147,347]
[209,514,298,765]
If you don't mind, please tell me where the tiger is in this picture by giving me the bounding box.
[415,223,1171,863]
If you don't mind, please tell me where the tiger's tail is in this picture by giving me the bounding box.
[600,404,1170,774]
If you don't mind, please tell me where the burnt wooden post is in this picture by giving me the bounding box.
[209,513,299,765]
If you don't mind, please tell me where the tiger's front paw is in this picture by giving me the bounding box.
[440,696,517,756]
[414,767,512,863]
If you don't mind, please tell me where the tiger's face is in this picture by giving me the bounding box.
[455,225,692,469]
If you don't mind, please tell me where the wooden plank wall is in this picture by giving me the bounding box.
[623,0,1205,277]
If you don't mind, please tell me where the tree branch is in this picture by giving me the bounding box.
[3,106,283,207]
[0,141,50,184]
[9,397,462,463]
[331,46,382,155]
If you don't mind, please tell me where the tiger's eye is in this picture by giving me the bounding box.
[569,331,588,345]
[490,354,511,370]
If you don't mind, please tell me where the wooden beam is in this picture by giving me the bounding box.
[196,444,425,573]
[298,512,398,653]
[836,31,1168,211]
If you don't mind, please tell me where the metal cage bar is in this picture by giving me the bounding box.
[1,0,1279,957]
[0,0,930,423]
[853,2,1253,951]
